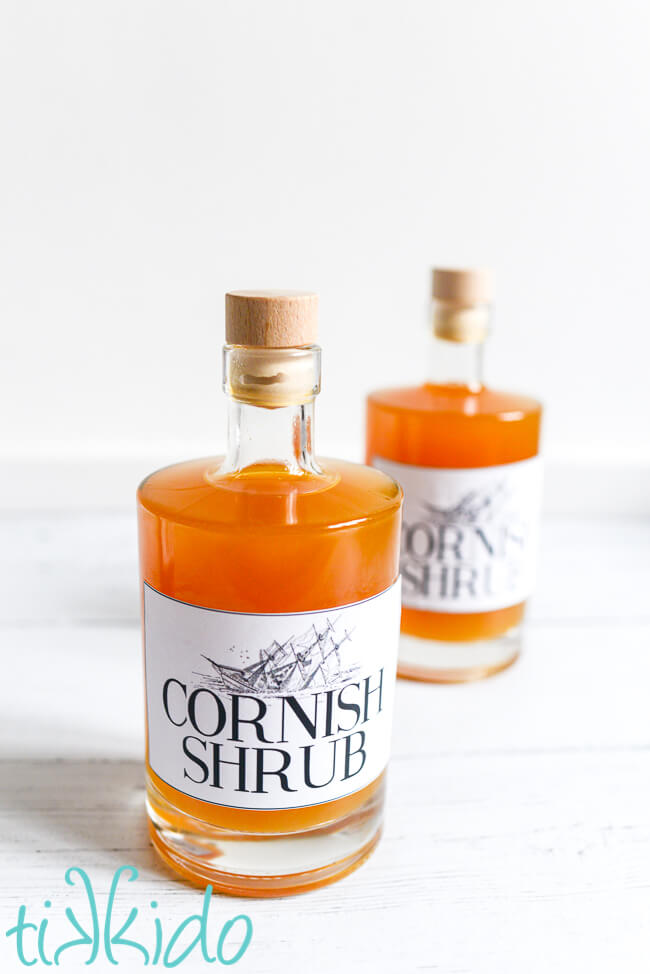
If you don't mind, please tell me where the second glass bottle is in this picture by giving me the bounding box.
[367,269,542,682]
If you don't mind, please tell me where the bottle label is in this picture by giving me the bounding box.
[144,580,401,811]
[372,456,542,613]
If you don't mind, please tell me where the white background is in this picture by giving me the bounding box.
[1,0,649,511]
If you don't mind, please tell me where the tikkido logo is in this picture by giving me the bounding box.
[5,866,253,968]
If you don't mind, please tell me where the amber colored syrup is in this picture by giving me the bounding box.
[366,383,542,645]
[137,458,401,853]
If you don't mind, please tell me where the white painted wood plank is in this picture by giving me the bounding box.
[530,515,650,624]
[0,626,143,762]
[1,513,649,973]
[0,513,139,625]
[2,622,649,760]
[0,513,648,626]
[1,753,648,973]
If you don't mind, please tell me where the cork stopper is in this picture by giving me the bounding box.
[225,290,318,347]
[432,268,493,306]
[432,267,493,343]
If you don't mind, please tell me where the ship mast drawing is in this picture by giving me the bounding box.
[197,616,358,697]
[421,482,508,526]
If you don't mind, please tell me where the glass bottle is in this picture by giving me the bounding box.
[366,269,542,683]
[138,291,402,895]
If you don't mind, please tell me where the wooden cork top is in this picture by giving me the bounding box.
[225,291,319,347]
[432,268,493,306]
[432,268,493,343]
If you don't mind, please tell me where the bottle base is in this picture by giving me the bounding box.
[146,781,384,897]
[397,627,521,683]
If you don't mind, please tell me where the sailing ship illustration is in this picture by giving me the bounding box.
[421,481,508,527]
[196,616,358,697]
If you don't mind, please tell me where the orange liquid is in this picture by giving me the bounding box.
[366,383,542,647]
[137,457,401,888]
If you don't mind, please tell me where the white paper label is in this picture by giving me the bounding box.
[373,457,542,613]
[144,581,401,810]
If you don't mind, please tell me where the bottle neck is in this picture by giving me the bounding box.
[430,297,490,390]
[223,399,318,474]
[429,336,485,390]
[220,344,321,476]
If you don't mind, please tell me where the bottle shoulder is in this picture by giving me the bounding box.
[367,383,542,419]
[137,456,402,531]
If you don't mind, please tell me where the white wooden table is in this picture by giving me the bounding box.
[1,513,649,972]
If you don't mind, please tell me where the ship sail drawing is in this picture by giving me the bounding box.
[421,481,508,527]
[196,616,358,697]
